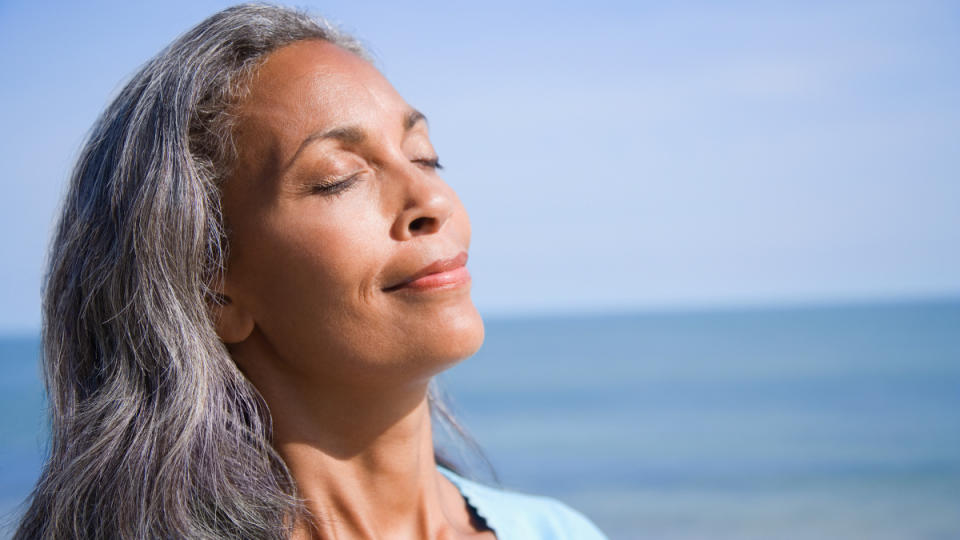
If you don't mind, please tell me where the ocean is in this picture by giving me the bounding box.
[2,300,959,539]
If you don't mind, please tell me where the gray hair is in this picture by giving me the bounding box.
[15,4,480,538]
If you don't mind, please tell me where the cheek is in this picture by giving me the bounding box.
[231,199,396,359]
[446,190,472,245]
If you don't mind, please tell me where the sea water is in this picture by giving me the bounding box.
[2,300,959,539]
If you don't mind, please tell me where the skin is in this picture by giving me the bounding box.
[213,40,490,539]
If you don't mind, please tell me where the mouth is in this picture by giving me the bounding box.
[383,251,471,292]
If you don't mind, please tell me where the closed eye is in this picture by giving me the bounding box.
[413,157,443,170]
[310,173,361,197]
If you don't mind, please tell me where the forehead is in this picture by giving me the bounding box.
[236,39,408,142]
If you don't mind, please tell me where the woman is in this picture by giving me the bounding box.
[16,4,606,539]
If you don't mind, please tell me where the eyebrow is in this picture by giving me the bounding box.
[403,109,426,131]
[283,109,428,172]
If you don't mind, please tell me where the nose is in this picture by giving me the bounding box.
[390,163,455,241]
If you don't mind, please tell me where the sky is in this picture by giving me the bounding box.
[1,0,958,333]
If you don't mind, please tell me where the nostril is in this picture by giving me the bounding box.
[409,216,435,233]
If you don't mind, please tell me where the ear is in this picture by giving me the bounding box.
[211,292,255,344]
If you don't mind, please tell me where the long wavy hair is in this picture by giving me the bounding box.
[16,4,479,539]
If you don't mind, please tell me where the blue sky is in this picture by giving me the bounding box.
[1,1,958,332]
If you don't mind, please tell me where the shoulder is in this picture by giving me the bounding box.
[440,468,608,540]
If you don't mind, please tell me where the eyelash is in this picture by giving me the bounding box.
[310,157,443,197]
[414,157,443,170]
[311,173,360,196]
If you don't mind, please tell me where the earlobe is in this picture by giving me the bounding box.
[212,293,255,344]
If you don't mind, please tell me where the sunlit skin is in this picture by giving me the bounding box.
[213,40,489,539]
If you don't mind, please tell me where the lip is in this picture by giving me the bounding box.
[383,251,471,292]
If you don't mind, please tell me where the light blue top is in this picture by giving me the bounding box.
[439,468,609,540]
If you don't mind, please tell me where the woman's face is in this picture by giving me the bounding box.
[218,40,483,389]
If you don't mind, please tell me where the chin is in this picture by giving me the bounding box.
[417,302,485,374]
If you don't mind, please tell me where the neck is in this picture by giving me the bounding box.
[283,398,447,538]
[231,331,477,539]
